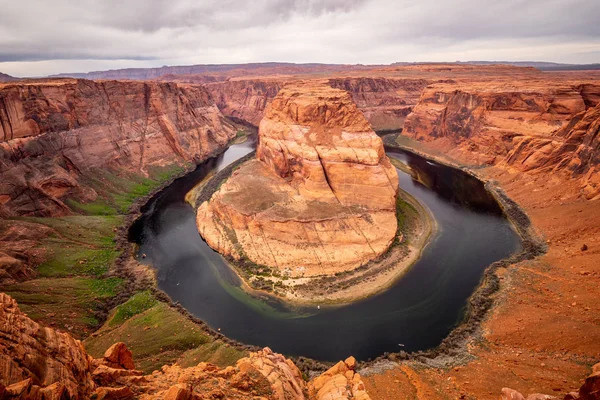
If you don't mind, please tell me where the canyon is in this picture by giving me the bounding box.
[195,83,401,290]
[402,79,600,199]
[0,79,235,217]
[0,79,235,285]
[0,63,598,399]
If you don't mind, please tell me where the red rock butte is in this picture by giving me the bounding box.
[196,83,399,276]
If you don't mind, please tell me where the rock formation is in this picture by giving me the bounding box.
[0,79,235,217]
[205,77,430,132]
[328,77,430,131]
[309,356,370,400]
[0,292,371,399]
[0,220,53,283]
[0,292,95,398]
[403,80,600,199]
[502,101,600,199]
[205,79,284,126]
[196,83,398,277]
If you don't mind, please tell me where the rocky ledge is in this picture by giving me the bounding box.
[403,80,600,199]
[0,292,371,400]
[0,79,235,218]
[195,83,404,300]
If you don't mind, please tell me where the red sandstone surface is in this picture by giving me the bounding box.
[0,292,372,399]
[197,83,398,280]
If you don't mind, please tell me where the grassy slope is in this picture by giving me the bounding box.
[3,128,254,370]
[84,291,247,373]
[4,165,187,338]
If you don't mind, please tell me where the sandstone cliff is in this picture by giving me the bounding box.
[403,81,600,199]
[205,79,284,126]
[0,292,371,400]
[0,79,235,217]
[205,77,430,132]
[328,77,430,131]
[196,83,398,278]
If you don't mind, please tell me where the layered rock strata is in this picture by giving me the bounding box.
[197,84,399,277]
[0,292,371,400]
[403,81,600,199]
[205,79,284,126]
[329,77,430,131]
[205,77,430,131]
[0,292,95,398]
[0,79,235,217]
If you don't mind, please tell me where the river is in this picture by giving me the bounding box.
[129,135,521,361]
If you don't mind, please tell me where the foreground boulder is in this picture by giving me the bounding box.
[309,356,370,400]
[197,83,398,277]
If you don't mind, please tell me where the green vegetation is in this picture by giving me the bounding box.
[4,163,191,339]
[177,340,247,368]
[394,194,419,246]
[108,290,157,327]
[17,215,122,278]
[231,129,249,144]
[84,301,246,373]
[69,164,187,216]
[4,277,124,338]
[4,145,250,371]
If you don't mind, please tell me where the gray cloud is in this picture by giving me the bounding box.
[0,0,598,76]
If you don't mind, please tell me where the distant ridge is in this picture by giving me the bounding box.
[49,62,373,80]
[0,72,17,82]
[47,61,600,81]
[464,61,600,71]
[391,61,600,71]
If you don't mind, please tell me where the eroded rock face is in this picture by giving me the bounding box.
[0,79,235,217]
[328,77,430,131]
[206,77,429,132]
[205,79,284,126]
[197,84,398,276]
[501,363,600,399]
[0,293,372,400]
[403,81,600,199]
[309,356,370,400]
[0,292,95,397]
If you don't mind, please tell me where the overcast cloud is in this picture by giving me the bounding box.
[1,0,599,76]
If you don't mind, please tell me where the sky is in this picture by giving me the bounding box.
[1,0,599,77]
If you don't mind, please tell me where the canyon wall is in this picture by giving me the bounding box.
[204,77,429,131]
[0,79,235,217]
[197,83,398,276]
[328,77,430,131]
[205,79,284,126]
[0,292,371,400]
[403,81,600,199]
